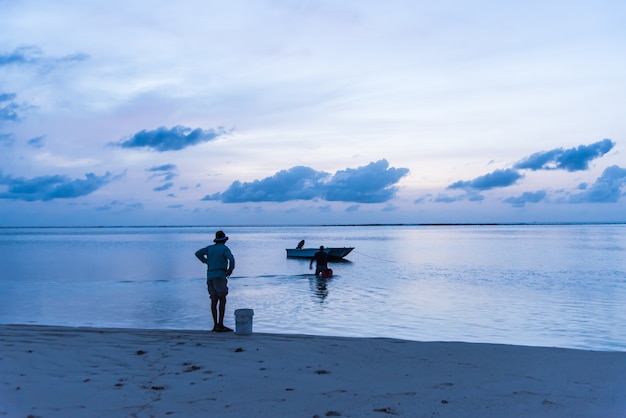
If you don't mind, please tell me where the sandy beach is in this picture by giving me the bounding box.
[1,325,625,418]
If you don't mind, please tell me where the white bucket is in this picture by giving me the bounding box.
[234,309,254,335]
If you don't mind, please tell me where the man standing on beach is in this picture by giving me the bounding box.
[195,230,235,332]
[309,246,329,276]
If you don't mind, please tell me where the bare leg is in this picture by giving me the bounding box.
[211,297,219,330]
[213,295,233,332]
[217,295,227,327]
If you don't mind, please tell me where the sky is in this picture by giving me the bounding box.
[1,0,625,226]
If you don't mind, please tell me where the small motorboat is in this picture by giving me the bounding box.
[286,241,354,259]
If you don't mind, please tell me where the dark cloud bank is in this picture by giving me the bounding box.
[513,139,614,172]
[569,165,626,203]
[204,160,409,204]
[433,139,624,207]
[0,172,115,201]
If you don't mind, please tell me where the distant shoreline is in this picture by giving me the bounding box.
[2,222,625,229]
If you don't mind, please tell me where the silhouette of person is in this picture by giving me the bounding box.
[309,246,329,276]
[195,230,235,332]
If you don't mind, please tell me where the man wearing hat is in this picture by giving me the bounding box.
[195,230,235,332]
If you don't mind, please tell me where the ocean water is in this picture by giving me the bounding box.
[1,224,625,351]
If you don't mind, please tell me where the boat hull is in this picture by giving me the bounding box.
[286,247,354,259]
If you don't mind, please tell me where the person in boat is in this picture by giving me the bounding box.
[309,246,329,276]
[195,230,235,332]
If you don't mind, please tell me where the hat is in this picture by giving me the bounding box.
[214,230,229,242]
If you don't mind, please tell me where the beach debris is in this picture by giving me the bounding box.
[374,407,399,415]
[184,365,201,373]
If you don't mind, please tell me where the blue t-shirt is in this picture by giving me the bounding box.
[196,243,235,280]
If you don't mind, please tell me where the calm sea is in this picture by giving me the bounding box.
[1,224,624,351]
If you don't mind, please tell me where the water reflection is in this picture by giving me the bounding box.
[309,276,330,303]
[2,225,625,350]
[305,259,352,303]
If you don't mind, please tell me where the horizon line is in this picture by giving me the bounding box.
[1,221,625,229]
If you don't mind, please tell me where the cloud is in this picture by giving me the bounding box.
[433,193,464,203]
[0,46,88,68]
[1,92,36,124]
[467,194,485,202]
[146,164,178,181]
[114,125,228,152]
[442,139,615,202]
[204,166,328,203]
[418,191,484,204]
[153,182,174,192]
[503,190,548,207]
[414,195,431,204]
[514,139,614,172]
[96,200,143,212]
[0,93,19,122]
[0,46,41,66]
[0,172,115,201]
[27,136,45,148]
[204,159,409,203]
[568,165,626,203]
[147,164,177,172]
[146,164,178,192]
[448,168,523,191]
[318,205,332,213]
[323,160,409,203]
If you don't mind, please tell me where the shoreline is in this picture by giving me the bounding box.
[2,324,625,417]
